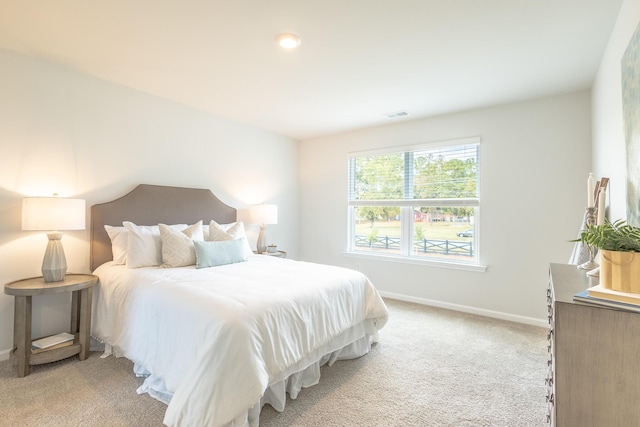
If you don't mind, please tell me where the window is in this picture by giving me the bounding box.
[347,137,480,266]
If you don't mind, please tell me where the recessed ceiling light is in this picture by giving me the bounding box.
[276,33,301,49]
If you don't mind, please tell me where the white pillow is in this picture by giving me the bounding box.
[159,221,204,268]
[204,223,243,240]
[207,220,254,257]
[123,222,186,268]
[104,225,128,264]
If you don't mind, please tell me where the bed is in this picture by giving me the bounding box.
[89,184,389,427]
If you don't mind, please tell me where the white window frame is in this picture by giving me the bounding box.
[346,137,485,271]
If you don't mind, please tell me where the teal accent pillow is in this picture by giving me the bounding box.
[194,238,248,268]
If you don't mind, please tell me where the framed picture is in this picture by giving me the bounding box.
[621,22,640,227]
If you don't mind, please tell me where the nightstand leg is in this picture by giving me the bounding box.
[14,295,32,377]
[70,290,80,333]
[78,287,92,361]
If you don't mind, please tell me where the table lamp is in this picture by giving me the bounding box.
[22,196,86,282]
[250,204,278,254]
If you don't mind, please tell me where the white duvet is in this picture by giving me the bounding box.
[92,255,388,427]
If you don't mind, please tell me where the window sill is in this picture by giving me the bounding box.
[342,251,487,272]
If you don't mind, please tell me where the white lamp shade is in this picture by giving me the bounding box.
[22,197,86,231]
[250,204,278,225]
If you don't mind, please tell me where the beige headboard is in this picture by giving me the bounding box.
[90,184,237,271]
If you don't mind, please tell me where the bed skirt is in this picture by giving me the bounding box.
[123,319,379,427]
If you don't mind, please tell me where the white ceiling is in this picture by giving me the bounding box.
[0,1,623,141]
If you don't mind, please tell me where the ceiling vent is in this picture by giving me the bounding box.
[385,110,409,119]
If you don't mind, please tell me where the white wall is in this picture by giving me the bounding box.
[0,50,299,358]
[299,92,592,323]
[592,0,640,222]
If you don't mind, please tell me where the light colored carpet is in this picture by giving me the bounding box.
[0,299,548,426]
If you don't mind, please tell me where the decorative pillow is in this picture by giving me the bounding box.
[207,220,254,257]
[123,222,186,268]
[194,239,248,268]
[104,225,128,264]
[159,221,204,268]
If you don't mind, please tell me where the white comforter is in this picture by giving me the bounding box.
[92,255,388,427]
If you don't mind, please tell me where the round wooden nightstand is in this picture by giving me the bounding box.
[4,274,98,377]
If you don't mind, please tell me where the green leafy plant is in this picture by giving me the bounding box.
[367,227,379,244]
[573,219,640,252]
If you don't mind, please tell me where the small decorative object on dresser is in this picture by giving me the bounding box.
[573,218,640,290]
[570,175,608,273]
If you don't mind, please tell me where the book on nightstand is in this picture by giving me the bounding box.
[31,340,74,354]
[31,332,75,352]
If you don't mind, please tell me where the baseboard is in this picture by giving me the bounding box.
[0,348,11,362]
[379,291,547,328]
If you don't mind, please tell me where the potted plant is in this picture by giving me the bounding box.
[575,219,640,293]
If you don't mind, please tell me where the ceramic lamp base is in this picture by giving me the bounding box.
[256,225,267,254]
[42,232,67,282]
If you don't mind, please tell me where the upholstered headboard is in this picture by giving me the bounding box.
[90,184,237,271]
